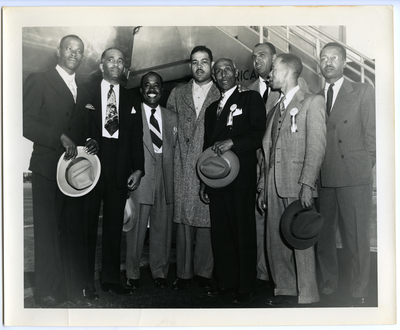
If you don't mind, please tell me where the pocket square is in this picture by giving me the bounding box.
[131,107,137,114]
[85,104,95,110]
[232,108,242,116]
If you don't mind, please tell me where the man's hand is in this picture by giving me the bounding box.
[211,139,234,156]
[84,138,99,155]
[127,170,144,191]
[299,184,313,210]
[257,189,267,214]
[199,182,210,204]
[60,133,77,160]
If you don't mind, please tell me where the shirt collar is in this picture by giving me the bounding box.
[143,103,160,112]
[55,65,76,83]
[101,79,119,89]
[221,85,237,100]
[325,76,344,90]
[283,85,300,106]
[193,79,213,92]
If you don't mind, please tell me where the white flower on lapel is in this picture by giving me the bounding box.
[85,104,95,110]
[131,106,137,114]
[230,104,237,111]
[173,127,177,135]
[290,107,299,133]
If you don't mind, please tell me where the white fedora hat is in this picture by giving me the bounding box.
[56,146,101,197]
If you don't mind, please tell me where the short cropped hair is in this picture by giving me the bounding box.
[190,45,213,62]
[276,53,303,79]
[100,47,125,62]
[254,42,276,55]
[321,42,347,59]
[140,71,163,87]
[59,35,84,48]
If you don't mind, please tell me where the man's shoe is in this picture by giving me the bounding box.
[68,297,92,308]
[350,296,366,307]
[265,295,297,307]
[36,295,60,308]
[126,279,140,289]
[154,278,168,288]
[256,279,271,290]
[101,281,133,295]
[172,277,191,290]
[83,286,99,300]
[194,276,212,289]
[233,291,256,304]
[206,288,235,297]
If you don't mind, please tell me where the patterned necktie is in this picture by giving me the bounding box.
[104,85,119,136]
[262,80,269,103]
[326,83,335,115]
[216,93,225,118]
[279,96,286,116]
[150,108,162,151]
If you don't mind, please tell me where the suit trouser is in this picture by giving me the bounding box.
[126,153,173,280]
[175,223,214,279]
[317,184,372,298]
[86,138,127,285]
[32,172,87,302]
[208,186,257,294]
[255,202,269,281]
[266,166,319,304]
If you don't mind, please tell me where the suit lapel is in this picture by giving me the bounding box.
[89,83,103,133]
[141,104,155,159]
[327,79,353,128]
[161,106,174,154]
[49,68,75,111]
[196,83,220,124]
[281,88,305,132]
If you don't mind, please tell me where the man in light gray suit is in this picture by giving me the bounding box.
[316,42,376,306]
[125,72,177,289]
[257,53,326,306]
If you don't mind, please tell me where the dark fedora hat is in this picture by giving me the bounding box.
[280,200,324,250]
[196,147,240,188]
[56,146,101,197]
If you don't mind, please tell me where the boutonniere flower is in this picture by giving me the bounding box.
[173,127,177,134]
[131,106,137,114]
[85,104,95,110]
[290,108,299,133]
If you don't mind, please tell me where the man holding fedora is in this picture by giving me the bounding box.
[23,34,99,307]
[199,57,266,304]
[85,47,145,298]
[124,72,177,289]
[257,53,326,306]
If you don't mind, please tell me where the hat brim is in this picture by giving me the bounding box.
[123,197,137,232]
[56,146,101,197]
[280,200,322,250]
[197,147,240,188]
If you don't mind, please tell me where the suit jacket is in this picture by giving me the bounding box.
[130,104,177,205]
[86,82,145,189]
[166,79,220,227]
[204,87,266,192]
[318,79,376,188]
[23,68,90,180]
[259,87,326,198]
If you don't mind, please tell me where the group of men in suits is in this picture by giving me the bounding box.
[23,33,375,308]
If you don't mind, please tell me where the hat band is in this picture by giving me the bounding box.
[289,209,319,240]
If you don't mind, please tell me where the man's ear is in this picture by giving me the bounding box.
[56,47,60,59]
[272,54,277,62]
[235,69,239,78]
[99,63,104,73]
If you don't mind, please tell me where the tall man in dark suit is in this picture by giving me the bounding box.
[125,72,177,289]
[23,34,98,307]
[316,42,376,306]
[85,47,145,298]
[200,58,266,304]
[257,53,326,306]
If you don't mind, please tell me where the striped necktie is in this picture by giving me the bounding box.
[150,108,162,152]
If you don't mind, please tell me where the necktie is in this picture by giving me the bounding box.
[104,85,119,136]
[279,96,286,116]
[150,108,162,151]
[262,80,269,103]
[67,78,77,103]
[326,83,335,115]
[216,93,225,118]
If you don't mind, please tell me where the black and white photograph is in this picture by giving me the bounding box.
[2,4,396,328]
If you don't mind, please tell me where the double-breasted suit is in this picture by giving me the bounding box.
[85,82,144,286]
[316,79,376,298]
[259,87,326,304]
[23,67,91,303]
[203,87,266,294]
[126,104,177,281]
[166,80,220,280]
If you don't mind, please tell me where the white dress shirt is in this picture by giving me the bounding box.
[192,80,214,117]
[324,76,344,112]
